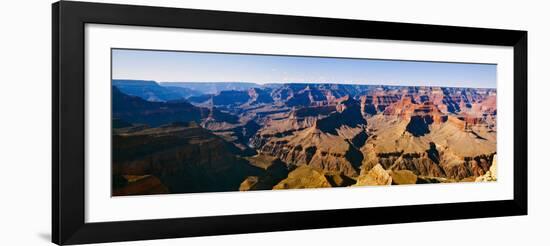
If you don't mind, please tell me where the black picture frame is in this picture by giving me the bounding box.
[52,1,527,245]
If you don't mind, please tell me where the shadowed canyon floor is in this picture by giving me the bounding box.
[112,80,497,195]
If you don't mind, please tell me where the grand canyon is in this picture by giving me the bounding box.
[111,79,497,196]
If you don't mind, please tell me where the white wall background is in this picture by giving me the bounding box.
[0,0,546,245]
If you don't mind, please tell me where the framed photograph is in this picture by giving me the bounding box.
[52,1,527,245]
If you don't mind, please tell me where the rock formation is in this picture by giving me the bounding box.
[273,166,333,189]
[389,170,418,185]
[354,164,392,186]
[475,155,497,182]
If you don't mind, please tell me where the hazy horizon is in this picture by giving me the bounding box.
[112,49,497,89]
[113,79,498,89]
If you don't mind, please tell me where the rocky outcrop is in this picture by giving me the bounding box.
[476,155,497,182]
[273,166,332,189]
[389,170,418,185]
[354,164,392,186]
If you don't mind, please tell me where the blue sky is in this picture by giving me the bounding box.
[112,49,496,88]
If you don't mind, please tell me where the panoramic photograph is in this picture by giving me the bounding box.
[111,48,497,196]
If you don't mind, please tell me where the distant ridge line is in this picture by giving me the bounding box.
[113,79,496,89]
